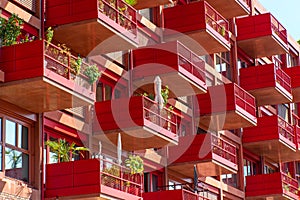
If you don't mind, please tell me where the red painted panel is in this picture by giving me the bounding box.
[143,189,184,200]
[46,0,98,26]
[243,116,281,143]
[240,64,277,91]
[164,1,206,33]
[284,66,300,87]
[46,161,73,177]
[169,134,213,164]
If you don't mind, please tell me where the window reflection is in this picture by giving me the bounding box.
[5,148,29,182]
[5,120,16,146]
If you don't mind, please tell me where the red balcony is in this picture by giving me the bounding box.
[205,0,250,19]
[93,96,180,151]
[45,159,142,200]
[46,0,138,56]
[243,115,297,162]
[284,66,300,102]
[236,13,288,58]
[134,0,169,10]
[0,40,95,113]
[195,83,257,131]
[240,64,292,106]
[143,189,209,200]
[246,172,299,200]
[164,1,230,55]
[132,41,207,97]
[168,134,238,177]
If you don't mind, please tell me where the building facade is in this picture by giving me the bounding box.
[0,0,300,199]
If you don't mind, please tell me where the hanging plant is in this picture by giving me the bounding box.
[0,14,24,46]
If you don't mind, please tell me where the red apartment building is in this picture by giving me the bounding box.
[0,0,300,199]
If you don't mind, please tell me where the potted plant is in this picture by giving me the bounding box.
[84,64,101,84]
[125,155,143,195]
[0,14,24,47]
[45,138,89,162]
[125,0,137,6]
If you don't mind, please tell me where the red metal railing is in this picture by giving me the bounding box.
[292,113,300,148]
[44,41,95,92]
[273,56,282,68]
[270,14,287,44]
[275,67,291,93]
[234,84,256,117]
[143,96,179,135]
[177,42,206,83]
[277,116,295,144]
[98,0,137,36]
[100,158,143,197]
[182,189,198,200]
[211,134,237,165]
[204,2,230,42]
[281,173,299,196]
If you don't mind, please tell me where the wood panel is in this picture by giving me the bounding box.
[205,0,250,19]
[163,1,230,55]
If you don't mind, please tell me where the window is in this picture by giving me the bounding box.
[139,8,153,22]
[243,158,257,177]
[96,82,121,102]
[144,172,163,192]
[2,119,30,182]
[215,52,231,80]
[278,104,290,123]
[221,174,237,188]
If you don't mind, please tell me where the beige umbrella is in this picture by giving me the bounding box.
[154,76,164,110]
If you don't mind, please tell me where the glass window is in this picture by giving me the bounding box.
[5,148,29,182]
[3,119,30,182]
[0,118,2,141]
[5,120,16,146]
[18,124,28,150]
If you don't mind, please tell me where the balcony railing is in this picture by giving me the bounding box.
[281,173,299,196]
[45,158,142,199]
[98,0,137,36]
[9,0,37,13]
[177,42,206,84]
[44,42,95,92]
[143,96,178,135]
[278,116,295,145]
[234,84,257,119]
[270,14,288,44]
[100,158,142,197]
[204,1,230,42]
[211,135,237,165]
[276,67,291,93]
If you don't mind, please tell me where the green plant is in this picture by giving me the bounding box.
[70,56,82,75]
[45,138,89,162]
[298,40,300,45]
[125,155,144,175]
[0,14,24,46]
[125,0,137,6]
[219,25,226,37]
[45,27,54,45]
[161,85,170,107]
[84,64,101,84]
[5,149,22,168]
